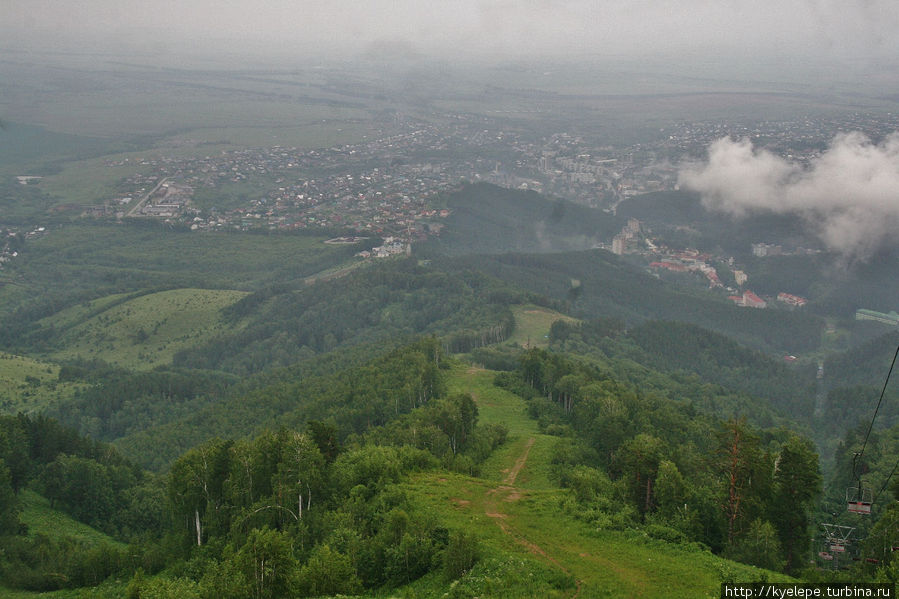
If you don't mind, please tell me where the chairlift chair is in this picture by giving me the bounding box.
[847,486,873,515]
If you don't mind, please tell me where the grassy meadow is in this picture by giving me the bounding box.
[45,288,249,370]
[39,159,153,207]
[0,352,83,414]
[508,304,577,350]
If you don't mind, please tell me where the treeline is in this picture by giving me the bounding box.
[174,258,526,375]
[543,318,794,431]
[809,332,899,463]
[41,336,464,473]
[419,182,624,257]
[148,390,494,598]
[498,348,821,574]
[442,312,515,354]
[93,339,448,470]
[825,331,899,390]
[52,368,238,442]
[45,341,399,461]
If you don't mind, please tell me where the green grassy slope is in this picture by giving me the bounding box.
[0,352,82,414]
[508,304,577,349]
[44,288,249,370]
[18,490,124,549]
[392,366,791,598]
[0,223,366,358]
[0,491,127,599]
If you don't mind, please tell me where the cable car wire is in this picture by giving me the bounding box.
[874,458,899,505]
[850,340,899,510]
[855,342,899,472]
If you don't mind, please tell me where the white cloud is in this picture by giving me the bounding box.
[679,132,899,260]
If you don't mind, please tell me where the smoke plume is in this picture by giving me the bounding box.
[678,132,899,260]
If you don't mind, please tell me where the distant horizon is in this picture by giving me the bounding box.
[4,0,899,89]
[2,41,895,101]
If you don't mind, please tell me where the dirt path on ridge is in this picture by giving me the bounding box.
[503,437,534,484]
[483,436,583,598]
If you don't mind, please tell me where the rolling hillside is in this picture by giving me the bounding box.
[0,352,79,414]
[42,288,249,370]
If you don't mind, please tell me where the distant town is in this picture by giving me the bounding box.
[9,110,899,323]
[22,110,898,241]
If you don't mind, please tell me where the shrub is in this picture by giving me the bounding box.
[443,530,480,581]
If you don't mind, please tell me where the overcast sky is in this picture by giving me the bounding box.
[5,0,899,67]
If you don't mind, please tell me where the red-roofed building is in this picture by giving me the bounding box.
[729,291,767,308]
[742,291,767,308]
[777,292,808,307]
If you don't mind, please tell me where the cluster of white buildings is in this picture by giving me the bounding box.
[356,237,411,259]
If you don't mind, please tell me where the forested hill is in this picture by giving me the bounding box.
[170,260,525,375]
[444,250,825,354]
[421,182,624,256]
[549,319,817,421]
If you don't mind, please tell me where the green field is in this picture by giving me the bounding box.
[190,177,278,213]
[165,120,379,150]
[45,288,249,370]
[39,158,152,207]
[508,304,577,349]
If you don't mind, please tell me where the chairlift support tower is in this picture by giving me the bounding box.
[821,523,855,570]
